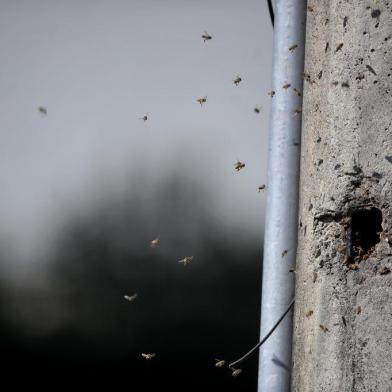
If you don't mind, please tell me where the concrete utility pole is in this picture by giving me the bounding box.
[292,1,392,391]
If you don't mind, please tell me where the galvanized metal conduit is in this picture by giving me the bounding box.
[258,1,307,391]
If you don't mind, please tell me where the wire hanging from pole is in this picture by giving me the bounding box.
[267,0,275,27]
[228,298,294,369]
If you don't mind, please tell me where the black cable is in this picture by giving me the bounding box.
[228,298,295,369]
[267,0,275,27]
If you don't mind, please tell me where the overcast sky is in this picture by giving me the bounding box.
[0,0,272,279]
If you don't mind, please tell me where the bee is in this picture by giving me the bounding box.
[379,266,391,275]
[342,316,347,327]
[325,42,329,52]
[196,96,207,106]
[307,5,314,12]
[202,31,212,42]
[340,217,350,229]
[356,306,362,315]
[303,72,314,84]
[139,112,150,122]
[267,90,275,98]
[141,353,156,360]
[254,106,262,113]
[281,250,288,257]
[38,106,47,115]
[305,310,314,318]
[233,76,242,86]
[312,271,318,283]
[335,43,344,52]
[343,16,348,28]
[124,293,138,302]
[231,368,242,377]
[289,268,296,273]
[258,184,267,192]
[348,263,359,270]
[366,64,377,75]
[178,256,194,266]
[293,88,301,96]
[288,44,298,52]
[282,83,291,90]
[293,108,302,116]
[319,324,329,333]
[150,237,160,247]
[234,160,246,171]
[379,231,389,242]
[215,359,226,368]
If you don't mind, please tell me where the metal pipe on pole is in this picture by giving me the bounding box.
[258,1,306,391]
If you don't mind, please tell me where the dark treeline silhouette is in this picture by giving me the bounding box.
[0,175,262,391]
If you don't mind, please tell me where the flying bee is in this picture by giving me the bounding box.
[234,160,246,171]
[289,44,298,52]
[215,359,226,368]
[141,353,156,360]
[335,43,343,52]
[231,368,242,378]
[312,271,318,283]
[150,237,160,247]
[202,31,212,42]
[267,90,275,98]
[196,96,207,106]
[258,184,267,192]
[233,76,242,85]
[178,256,194,266]
[38,106,47,115]
[139,112,150,122]
[282,83,291,90]
[293,88,301,96]
[281,249,288,257]
[124,293,138,302]
[254,106,262,113]
[319,324,329,333]
[307,5,314,12]
[356,306,362,315]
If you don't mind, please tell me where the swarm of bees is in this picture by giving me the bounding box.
[178,256,194,266]
[234,160,246,172]
[201,31,212,42]
[124,293,138,302]
[38,106,47,115]
[233,76,242,86]
[150,237,160,247]
[196,96,207,106]
[139,112,150,122]
[141,353,156,360]
[215,359,226,368]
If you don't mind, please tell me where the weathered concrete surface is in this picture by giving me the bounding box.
[292,1,392,392]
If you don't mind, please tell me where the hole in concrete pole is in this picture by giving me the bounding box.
[350,208,382,258]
